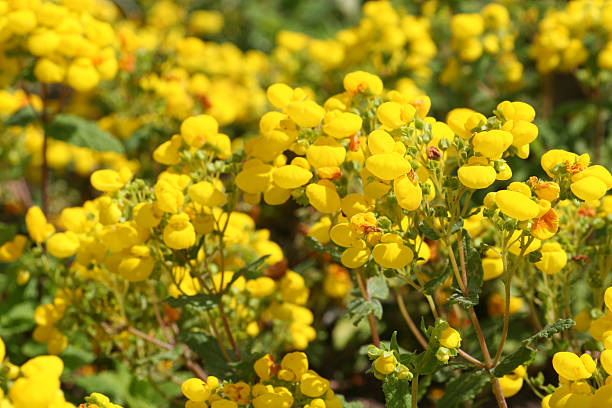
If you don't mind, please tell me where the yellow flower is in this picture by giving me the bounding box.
[458,164,496,189]
[495,190,539,221]
[67,58,100,92]
[132,202,162,229]
[447,108,481,139]
[188,181,227,207]
[323,264,352,298]
[267,83,293,109]
[340,240,370,268]
[343,71,383,95]
[46,232,80,258]
[0,234,27,262]
[163,213,196,250]
[372,234,413,269]
[306,136,346,168]
[530,208,559,240]
[118,245,154,282]
[365,153,411,181]
[472,130,513,159]
[272,165,313,189]
[34,58,66,83]
[323,112,363,138]
[181,114,219,148]
[236,161,273,194]
[153,134,182,165]
[280,351,309,381]
[90,168,132,192]
[394,174,422,211]
[286,100,325,128]
[376,101,415,129]
[305,181,341,213]
[246,277,276,298]
[498,366,525,398]
[439,327,461,348]
[181,378,210,402]
[26,206,56,243]
[482,248,504,280]
[373,352,397,375]
[254,354,276,381]
[571,176,608,201]
[300,371,329,397]
[552,352,594,381]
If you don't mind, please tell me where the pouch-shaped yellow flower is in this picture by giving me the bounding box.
[365,153,411,181]
[322,112,362,138]
[495,190,539,220]
[163,213,196,249]
[305,181,341,213]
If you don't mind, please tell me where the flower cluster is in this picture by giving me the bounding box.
[539,287,612,407]
[530,0,612,73]
[441,4,523,87]
[181,352,342,408]
[0,0,118,92]
[272,0,436,84]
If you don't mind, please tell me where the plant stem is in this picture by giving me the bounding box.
[355,269,380,347]
[127,326,174,350]
[395,288,427,349]
[447,235,507,408]
[41,84,49,214]
[412,374,419,408]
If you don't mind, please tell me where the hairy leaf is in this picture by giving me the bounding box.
[382,376,412,408]
[44,114,124,153]
[164,294,220,311]
[436,370,490,408]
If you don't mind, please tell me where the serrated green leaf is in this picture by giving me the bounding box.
[44,114,124,153]
[304,236,342,262]
[526,319,575,344]
[347,298,382,325]
[448,291,478,308]
[164,293,220,311]
[369,275,389,300]
[382,376,412,408]
[423,267,451,295]
[178,331,230,376]
[436,370,490,408]
[5,106,37,127]
[492,346,535,377]
[336,395,365,408]
[417,221,440,240]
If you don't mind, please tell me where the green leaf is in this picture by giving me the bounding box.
[369,275,389,300]
[347,298,382,324]
[423,267,451,296]
[336,395,365,408]
[164,293,220,311]
[224,254,269,293]
[448,291,478,308]
[178,331,230,376]
[436,370,490,408]
[5,106,37,127]
[0,223,17,246]
[382,376,412,408]
[417,221,440,240]
[304,236,342,262]
[390,331,399,353]
[526,319,575,344]
[44,114,124,153]
[492,346,535,377]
